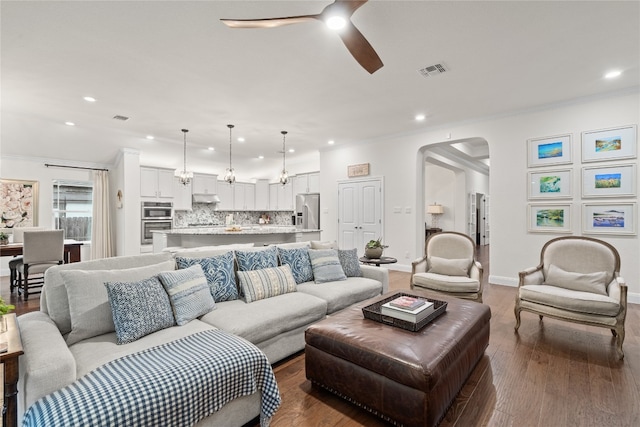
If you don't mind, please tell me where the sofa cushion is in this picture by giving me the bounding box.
[199,293,327,345]
[310,240,338,249]
[61,259,176,346]
[277,247,313,284]
[428,256,471,277]
[297,277,383,314]
[158,265,216,326]
[412,272,480,293]
[544,264,608,296]
[235,246,278,271]
[175,251,238,302]
[104,276,175,344]
[174,243,254,258]
[338,248,362,277]
[308,249,347,283]
[237,265,298,303]
[519,284,620,316]
[273,242,310,249]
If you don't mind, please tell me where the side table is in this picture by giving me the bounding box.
[1,313,24,427]
[359,256,398,267]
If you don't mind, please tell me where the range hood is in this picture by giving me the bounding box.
[192,193,221,204]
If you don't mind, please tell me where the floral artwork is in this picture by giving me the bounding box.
[0,179,38,228]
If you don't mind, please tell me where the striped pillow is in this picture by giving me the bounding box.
[237,265,297,303]
[308,249,347,284]
[158,264,215,325]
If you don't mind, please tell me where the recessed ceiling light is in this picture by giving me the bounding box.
[65,121,75,126]
[237,137,245,142]
[415,114,426,121]
[326,16,347,30]
[208,147,215,151]
[604,70,622,79]
[258,155,264,159]
[145,135,154,140]
[328,140,335,145]
[83,96,96,102]
[288,148,295,153]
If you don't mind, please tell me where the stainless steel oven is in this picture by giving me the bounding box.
[141,202,173,244]
[142,201,173,220]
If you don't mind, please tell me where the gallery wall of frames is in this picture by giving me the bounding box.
[526,124,637,235]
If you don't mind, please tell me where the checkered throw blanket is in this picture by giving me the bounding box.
[22,329,281,427]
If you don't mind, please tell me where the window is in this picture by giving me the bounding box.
[52,180,93,242]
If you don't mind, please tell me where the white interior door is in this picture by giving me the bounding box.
[338,179,382,255]
[468,192,477,239]
[481,194,490,245]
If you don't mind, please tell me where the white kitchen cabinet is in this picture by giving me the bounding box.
[233,182,255,210]
[217,181,233,210]
[293,172,320,194]
[173,177,192,211]
[140,167,174,199]
[269,184,279,210]
[277,182,294,211]
[255,180,270,211]
[192,173,218,194]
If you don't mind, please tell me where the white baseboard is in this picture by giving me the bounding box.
[386,263,412,273]
[488,275,518,287]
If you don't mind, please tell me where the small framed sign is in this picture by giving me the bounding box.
[348,163,370,178]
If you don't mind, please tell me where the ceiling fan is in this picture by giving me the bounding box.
[220,0,383,74]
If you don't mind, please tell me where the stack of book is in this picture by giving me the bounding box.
[381,295,435,323]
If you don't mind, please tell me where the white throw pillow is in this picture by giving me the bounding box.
[62,260,176,346]
[427,256,471,277]
[544,264,608,296]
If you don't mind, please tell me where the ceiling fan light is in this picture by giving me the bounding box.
[326,15,347,30]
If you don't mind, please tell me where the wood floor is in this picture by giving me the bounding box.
[2,246,639,426]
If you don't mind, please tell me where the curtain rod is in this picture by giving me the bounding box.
[45,163,109,172]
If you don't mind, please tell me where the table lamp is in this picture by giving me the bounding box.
[426,203,444,228]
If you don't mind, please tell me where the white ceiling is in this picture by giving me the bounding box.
[1,1,638,179]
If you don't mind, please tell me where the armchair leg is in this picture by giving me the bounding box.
[615,327,625,360]
[539,315,543,321]
[611,329,617,337]
[514,305,521,332]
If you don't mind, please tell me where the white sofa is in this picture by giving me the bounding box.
[17,246,388,425]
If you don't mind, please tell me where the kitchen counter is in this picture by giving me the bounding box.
[152,226,322,252]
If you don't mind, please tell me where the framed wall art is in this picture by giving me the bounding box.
[0,178,39,228]
[581,125,637,163]
[527,134,572,167]
[527,168,572,199]
[527,203,572,233]
[582,202,636,235]
[581,164,636,198]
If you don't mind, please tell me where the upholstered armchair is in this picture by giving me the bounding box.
[515,236,627,360]
[411,232,483,302]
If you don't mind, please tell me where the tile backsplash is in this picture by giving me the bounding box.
[174,205,294,228]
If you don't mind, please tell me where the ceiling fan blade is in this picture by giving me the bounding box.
[322,0,369,17]
[220,15,317,29]
[337,21,383,74]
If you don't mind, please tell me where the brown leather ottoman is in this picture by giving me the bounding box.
[305,291,491,427]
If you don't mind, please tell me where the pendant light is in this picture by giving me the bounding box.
[279,130,289,185]
[175,128,193,185]
[223,124,236,184]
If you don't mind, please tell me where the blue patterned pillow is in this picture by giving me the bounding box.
[237,265,297,303]
[308,249,347,284]
[277,247,313,284]
[338,248,363,277]
[176,251,238,302]
[235,246,278,272]
[158,265,216,326]
[104,276,175,345]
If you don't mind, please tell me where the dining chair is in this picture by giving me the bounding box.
[8,226,45,292]
[17,230,65,300]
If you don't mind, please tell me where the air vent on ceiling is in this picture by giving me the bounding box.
[417,63,448,77]
[112,115,130,121]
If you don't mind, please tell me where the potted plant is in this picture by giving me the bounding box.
[0,296,15,332]
[364,237,388,259]
[0,231,8,245]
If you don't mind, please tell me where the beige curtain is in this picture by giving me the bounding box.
[91,170,114,259]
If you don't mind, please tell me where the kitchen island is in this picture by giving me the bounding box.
[152,226,321,253]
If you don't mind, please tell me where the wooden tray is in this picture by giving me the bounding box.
[362,292,447,332]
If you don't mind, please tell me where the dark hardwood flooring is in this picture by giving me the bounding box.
[2,245,639,426]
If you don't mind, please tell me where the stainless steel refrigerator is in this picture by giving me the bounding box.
[295,193,320,230]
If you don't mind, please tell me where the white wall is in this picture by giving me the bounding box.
[425,164,456,231]
[320,91,640,302]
